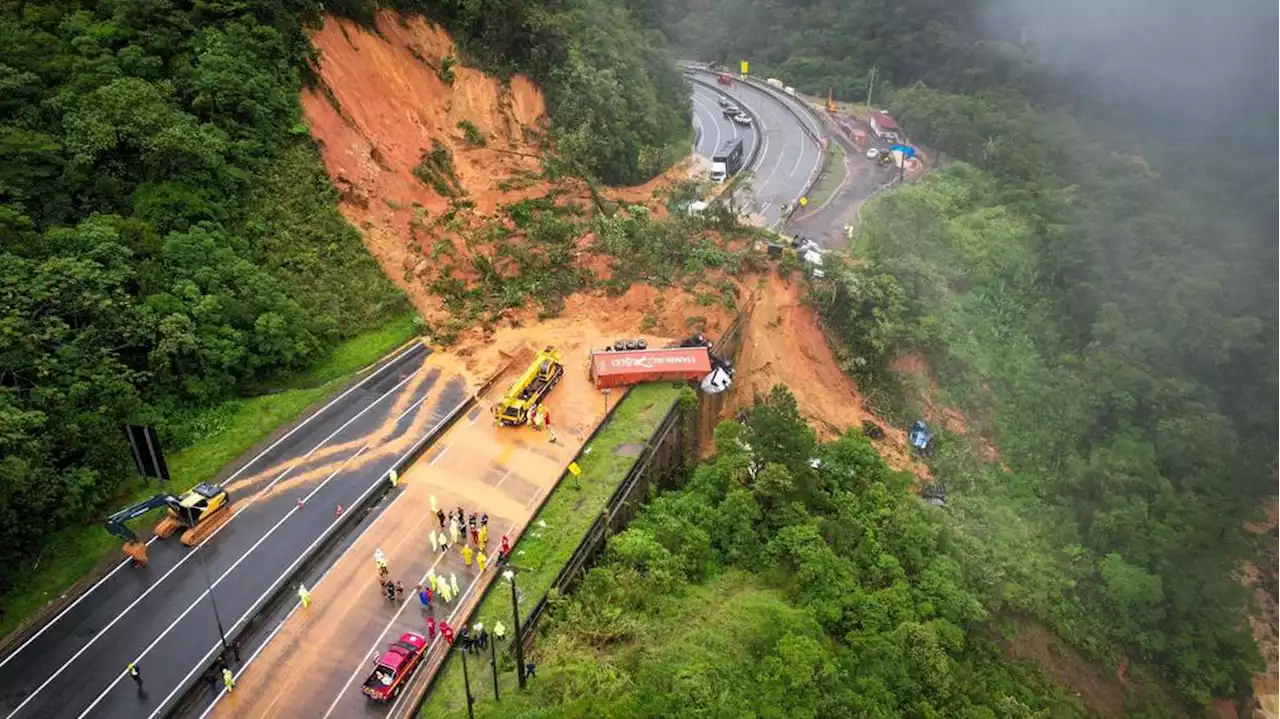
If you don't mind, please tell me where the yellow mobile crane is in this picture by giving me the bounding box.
[492,346,564,426]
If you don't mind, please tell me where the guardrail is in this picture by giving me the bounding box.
[684,65,825,231]
[686,74,766,206]
[406,306,754,717]
[166,362,504,718]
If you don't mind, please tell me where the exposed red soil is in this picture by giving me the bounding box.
[1241,497,1279,719]
[1002,616,1142,719]
[299,11,943,482]
[890,351,1004,467]
[726,273,927,477]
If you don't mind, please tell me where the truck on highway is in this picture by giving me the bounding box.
[362,632,428,702]
[710,137,744,183]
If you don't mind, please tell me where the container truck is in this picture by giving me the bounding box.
[589,346,713,390]
[710,137,745,183]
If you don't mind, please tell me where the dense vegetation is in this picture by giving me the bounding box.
[0,0,412,603]
[647,0,1277,708]
[330,0,693,185]
[0,0,691,611]
[456,387,1080,718]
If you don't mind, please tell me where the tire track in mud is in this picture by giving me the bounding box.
[248,375,469,504]
[224,365,447,496]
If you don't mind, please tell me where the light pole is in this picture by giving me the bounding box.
[489,632,500,701]
[602,388,612,417]
[504,569,527,689]
[196,550,231,658]
[460,644,476,719]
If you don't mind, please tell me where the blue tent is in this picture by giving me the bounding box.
[889,144,917,158]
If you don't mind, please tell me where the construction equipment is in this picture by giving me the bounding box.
[492,346,564,426]
[104,482,233,566]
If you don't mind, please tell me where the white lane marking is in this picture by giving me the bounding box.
[789,136,807,176]
[181,403,482,719]
[73,445,372,719]
[3,367,431,719]
[99,388,458,719]
[690,92,722,156]
[0,342,425,672]
[353,521,517,719]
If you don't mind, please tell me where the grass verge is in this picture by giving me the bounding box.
[0,311,421,639]
[419,382,681,717]
[807,142,847,208]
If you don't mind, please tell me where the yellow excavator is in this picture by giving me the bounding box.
[492,346,564,426]
[104,482,233,567]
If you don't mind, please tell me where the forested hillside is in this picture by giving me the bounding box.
[329,0,692,185]
[648,0,1277,710]
[0,0,688,609]
[471,388,1084,718]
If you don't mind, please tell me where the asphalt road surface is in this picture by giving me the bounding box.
[688,69,823,228]
[0,341,471,719]
[690,81,757,163]
[201,332,627,719]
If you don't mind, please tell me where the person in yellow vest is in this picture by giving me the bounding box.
[477,552,488,572]
[462,545,474,567]
[298,584,312,608]
[222,667,236,693]
[478,524,488,548]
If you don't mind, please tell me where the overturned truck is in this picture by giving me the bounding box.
[589,334,735,393]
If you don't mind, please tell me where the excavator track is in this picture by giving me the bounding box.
[180,504,233,547]
[153,513,184,539]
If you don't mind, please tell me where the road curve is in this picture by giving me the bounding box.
[0,342,470,719]
[687,68,823,228]
[690,82,757,163]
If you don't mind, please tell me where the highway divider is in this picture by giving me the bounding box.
[164,358,507,719]
[686,74,765,209]
[684,65,825,231]
[402,309,754,718]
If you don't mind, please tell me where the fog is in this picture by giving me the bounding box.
[983,0,1278,146]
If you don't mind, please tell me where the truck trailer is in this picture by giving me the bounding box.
[710,137,745,183]
[589,346,713,390]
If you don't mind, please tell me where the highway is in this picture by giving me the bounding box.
[0,341,471,719]
[687,68,823,228]
[690,81,757,163]
[198,333,634,719]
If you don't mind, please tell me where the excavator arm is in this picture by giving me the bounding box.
[103,494,172,543]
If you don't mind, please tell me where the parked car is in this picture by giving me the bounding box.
[865,147,881,160]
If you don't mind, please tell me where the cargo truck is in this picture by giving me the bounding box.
[710,137,745,183]
[589,346,713,390]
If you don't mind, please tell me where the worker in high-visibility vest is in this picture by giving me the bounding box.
[298,584,312,608]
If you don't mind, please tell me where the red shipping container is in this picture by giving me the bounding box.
[589,347,712,390]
